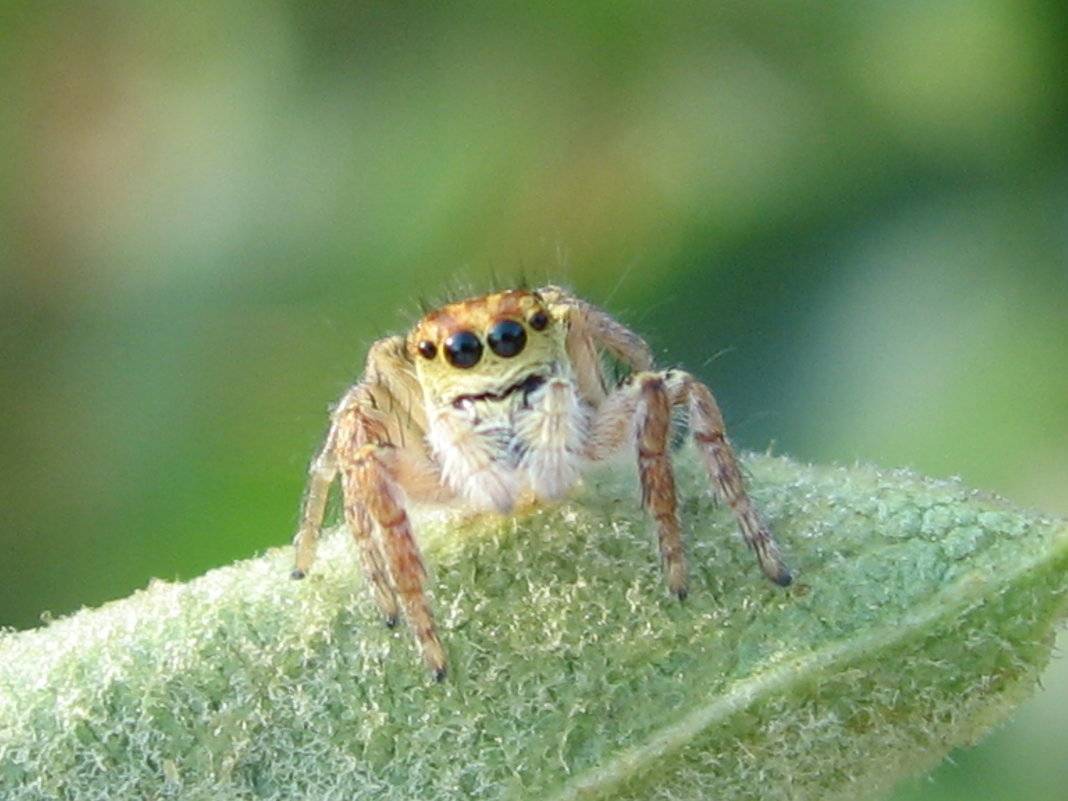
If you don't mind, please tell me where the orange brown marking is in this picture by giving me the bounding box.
[408,290,546,355]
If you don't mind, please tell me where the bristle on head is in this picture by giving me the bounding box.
[405,268,548,322]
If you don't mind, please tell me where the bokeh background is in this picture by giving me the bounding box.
[1,2,1065,798]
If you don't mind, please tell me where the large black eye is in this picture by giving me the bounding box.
[487,319,527,358]
[443,331,483,368]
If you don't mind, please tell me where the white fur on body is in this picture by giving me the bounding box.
[425,370,590,512]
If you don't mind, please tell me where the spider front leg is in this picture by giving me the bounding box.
[589,373,688,599]
[291,413,400,631]
[342,442,447,680]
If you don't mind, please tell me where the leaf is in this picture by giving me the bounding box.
[0,453,1065,801]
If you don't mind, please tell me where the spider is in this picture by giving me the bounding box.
[290,286,791,680]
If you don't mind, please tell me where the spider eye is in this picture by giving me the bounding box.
[487,319,527,358]
[417,340,437,360]
[529,310,549,331]
[443,331,483,368]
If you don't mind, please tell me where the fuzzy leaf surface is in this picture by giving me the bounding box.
[0,453,1065,801]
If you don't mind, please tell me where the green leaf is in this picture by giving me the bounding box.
[1,453,1065,801]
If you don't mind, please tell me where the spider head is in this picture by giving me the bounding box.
[408,290,566,406]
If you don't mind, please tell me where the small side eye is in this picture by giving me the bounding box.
[444,331,483,368]
[529,310,549,331]
[417,340,437,360]
[487,319,527,358]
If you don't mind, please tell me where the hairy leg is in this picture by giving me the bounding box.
[539,284,654,404]
[291,432,337,579]
[292,335,448,663]
[290,408,402,625]
[345,442,447,679]
[589,369,791,590]
[345,498,401,627]
[637,377,688,597]
[589,373,687,598]
[681,373,791,586]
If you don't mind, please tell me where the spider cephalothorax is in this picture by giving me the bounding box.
[408,290,583,511]
[291,286,791,680]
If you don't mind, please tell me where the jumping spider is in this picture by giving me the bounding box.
[291,286,791,680]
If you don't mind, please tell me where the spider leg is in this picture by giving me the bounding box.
[588,369,791,591]
[674,370,792,586]
[538,284,654,371]
[637,377,688,598]
[292,335,448,667]
[343,442,446,679]
[290,403,401,627]
[588,373,687,598]
[345,498,401,628]
[538,284,653,404]
[291,431,337,579]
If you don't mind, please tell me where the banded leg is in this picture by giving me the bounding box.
[681,374,792,586]
[291,413,401,626]
[588,373,687,598]
[589,369,792,590]
[345,443,446,679]
[345,499,401,627]
[637,377,688,598]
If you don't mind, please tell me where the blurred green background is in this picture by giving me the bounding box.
[1,2,1065,798]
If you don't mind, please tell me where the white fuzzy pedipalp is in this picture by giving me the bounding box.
[516,377,588,500]
[425,376,589,512]
[427,404,521,512]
